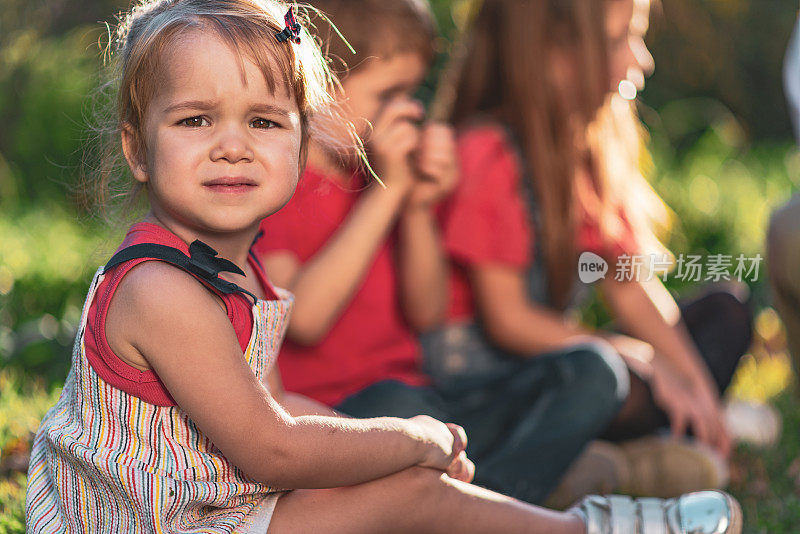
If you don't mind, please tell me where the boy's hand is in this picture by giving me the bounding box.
[409,123,459,209]
[368,99,425,192]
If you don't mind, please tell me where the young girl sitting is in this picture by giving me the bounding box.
[25,0,742,532]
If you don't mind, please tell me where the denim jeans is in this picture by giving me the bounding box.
[336,336,629,505]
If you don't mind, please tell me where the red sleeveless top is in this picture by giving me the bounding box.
[83,222,278,406]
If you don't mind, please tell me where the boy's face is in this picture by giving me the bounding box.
[339,52,428,139]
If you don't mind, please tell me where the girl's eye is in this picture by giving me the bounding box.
[179,116,208,127]
[251,118,278,129]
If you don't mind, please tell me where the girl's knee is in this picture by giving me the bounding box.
[377,466,447,506]
[688,287,753,352]
[379,467,453,528]
[564,339,630,410]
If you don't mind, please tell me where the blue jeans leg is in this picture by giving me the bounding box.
[456,341,629,504]
[335,380,451,421]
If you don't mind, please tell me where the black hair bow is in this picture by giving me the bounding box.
[275,7,302,44]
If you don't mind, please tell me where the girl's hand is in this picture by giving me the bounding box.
[689,376,732,458]
[446,450,476,483]
[650,359,730,458]
[605,333,731,458]
[410,415,469,472]
[408,123,459,209]
[444,423,474,482]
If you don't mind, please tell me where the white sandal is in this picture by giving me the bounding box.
[568,490,743,534]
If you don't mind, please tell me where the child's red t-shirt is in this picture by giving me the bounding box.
[253,167,427,407]
[441,124,642,321]
[84,222,278,406]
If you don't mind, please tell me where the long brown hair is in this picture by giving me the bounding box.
[449,0,668,308]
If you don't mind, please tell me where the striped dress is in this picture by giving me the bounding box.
[25,265,293,533]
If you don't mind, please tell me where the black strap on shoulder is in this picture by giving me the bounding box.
[103,240,258,305]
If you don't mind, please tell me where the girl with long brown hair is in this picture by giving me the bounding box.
[427,0,753,498]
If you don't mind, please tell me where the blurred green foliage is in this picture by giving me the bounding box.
[0,472,26,534]
[643,99,798,289]
[644,0,798,141]
[0,370,60,456]
[0,28,100,204]
[0,370,59,533]
[0,204,119,385]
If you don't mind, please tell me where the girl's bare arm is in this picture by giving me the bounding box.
[470,263,591,354]
[599,276,731,455]
[599,276,715,388]
[107,261,457,489]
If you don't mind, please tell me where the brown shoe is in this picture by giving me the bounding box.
[547,441,631,509]
[619,436,729,498]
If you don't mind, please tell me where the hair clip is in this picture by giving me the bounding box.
[275,6,302,44]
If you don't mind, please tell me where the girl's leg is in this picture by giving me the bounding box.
[457,341,628,504]
[266,466,584,534]
[678,285,752,393]
[601,369,664,440]
[603,285,752,441]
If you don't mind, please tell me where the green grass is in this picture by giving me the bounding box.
[729,387,800,533]
[0,370,58,533]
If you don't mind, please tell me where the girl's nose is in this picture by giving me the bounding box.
[210,127,254,163]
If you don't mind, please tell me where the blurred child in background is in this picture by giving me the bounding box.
[426,0,754,502]
[768,13,800,385]
[254,0,627,506]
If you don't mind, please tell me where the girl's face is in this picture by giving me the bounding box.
[606,0,654,98]
[122,28,303,235]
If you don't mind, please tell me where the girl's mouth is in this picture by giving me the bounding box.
[203,176,257,194]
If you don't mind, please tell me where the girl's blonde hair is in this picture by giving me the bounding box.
[449,0,669,308]
[84,0,358,220]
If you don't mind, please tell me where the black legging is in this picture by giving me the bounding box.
[601,284,753,441]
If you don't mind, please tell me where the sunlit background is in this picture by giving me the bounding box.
[1,0,799,531]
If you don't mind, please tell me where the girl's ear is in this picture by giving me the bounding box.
[121,123,149,184]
